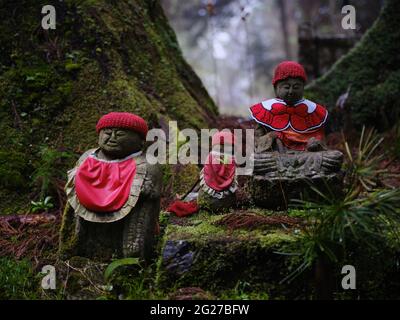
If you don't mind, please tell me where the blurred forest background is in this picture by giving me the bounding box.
[162,0,383,115]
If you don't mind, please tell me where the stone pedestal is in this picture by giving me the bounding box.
[155,211,309,298]
[250,173,343,210]
[250,150,344,209]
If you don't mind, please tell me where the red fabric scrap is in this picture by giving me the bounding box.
[166,200,199,217]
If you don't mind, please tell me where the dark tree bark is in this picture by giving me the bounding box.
[305,0,400,131]
[0,0,218,213]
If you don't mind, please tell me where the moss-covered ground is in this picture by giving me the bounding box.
[154,209,313,299]
[1,206,399,300]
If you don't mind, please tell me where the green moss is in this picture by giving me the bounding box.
[0,0,218,214]
[197,192,216,212]
[160,208,400,298]
[0,150,32,214]
[167,213,226,242]
[287,208,309,218]
[218,281,270,300]
[165,210,296,247]
[171,163,200,196]
[0,257,40,300]
[0,151,30,190]
[58,203,79,258]
[257,232,296,248]
[155,210,303,297]
[305,0,400,130]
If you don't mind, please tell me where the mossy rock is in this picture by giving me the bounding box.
[155,210,312,298]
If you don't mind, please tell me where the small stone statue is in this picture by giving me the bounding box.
[248,61,343,208]
[59,112,162,261]
[198,131,237,212]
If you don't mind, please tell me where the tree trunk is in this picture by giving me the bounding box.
[0,0,218,213]
[305,0,400,131]
[277,0,292,60]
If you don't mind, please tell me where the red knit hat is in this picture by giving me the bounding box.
[272,61,307,86]
[96,112,149,137]
[212,131,236,147]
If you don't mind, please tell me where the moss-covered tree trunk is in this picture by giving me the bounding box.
[0,0,218,213]
[305,0,400,132]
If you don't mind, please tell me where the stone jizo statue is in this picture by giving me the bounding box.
[59,112,162,261]
[198,131,237,212]
[248,61,343,208]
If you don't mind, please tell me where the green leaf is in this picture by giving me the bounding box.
[104,258,140,282]
[44,196,52,204]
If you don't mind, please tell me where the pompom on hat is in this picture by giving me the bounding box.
[96,112,149,137]
[272,61,307,86]
[211,131,236,147]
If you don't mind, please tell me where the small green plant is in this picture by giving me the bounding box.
[343,126,387,194]
[30,196,54,213]
[31,146,73,201]
[219,281,270,300]
[281,184,400,299]
[104,258,140,282]
[388,121,400,158]
[280,125,400,298]
[104,259,163,300]
[0,258,40,300]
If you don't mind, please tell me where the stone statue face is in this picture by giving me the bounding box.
[98,128,143,159]
[274,77,304,105]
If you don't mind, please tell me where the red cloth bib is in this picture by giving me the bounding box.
[166,200,199,217]
[75,156,137,213]
[203,153,236,192]
[276,127,325,151]
[250,98,328,133]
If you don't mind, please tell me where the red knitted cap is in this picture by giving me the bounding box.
[96,112,149,137]
[212,131,236,147]
[272,61,307,86]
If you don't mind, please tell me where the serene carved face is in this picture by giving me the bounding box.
[274,77,304,105]
[98,128,143,159]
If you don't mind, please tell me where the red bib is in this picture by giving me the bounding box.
[276,128,325,151]
[75,155,137,213]
[249,98,328,133]
[204,153,236,192]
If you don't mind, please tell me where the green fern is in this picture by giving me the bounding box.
[343,126,388,193]
[281,186,400,284]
